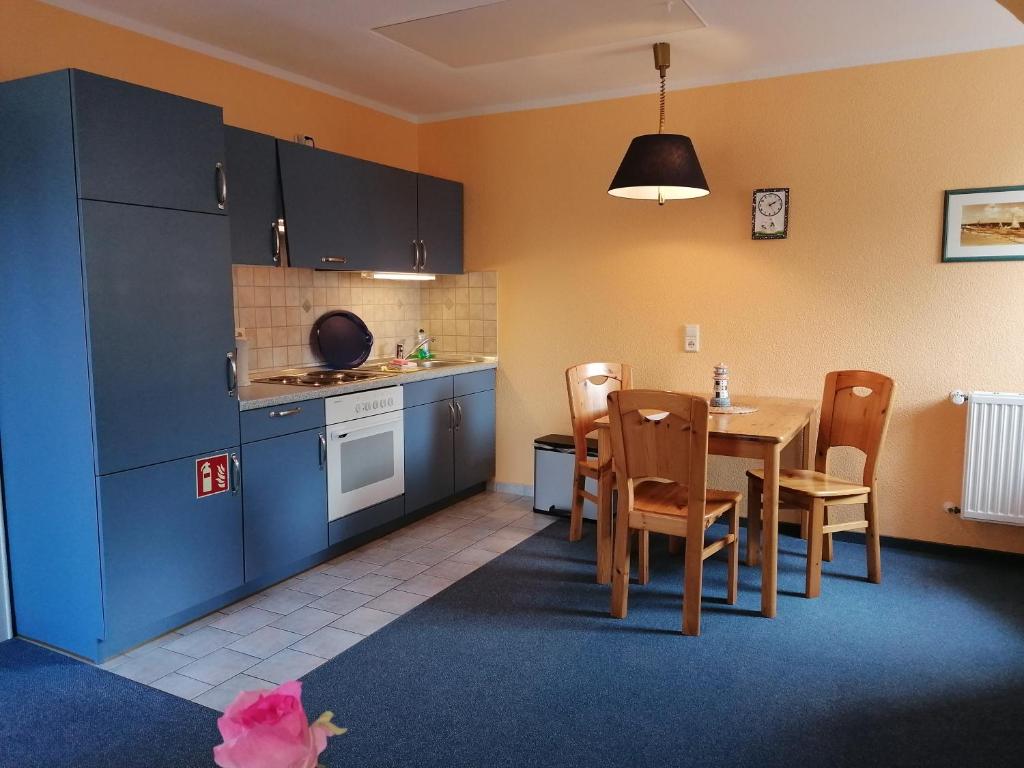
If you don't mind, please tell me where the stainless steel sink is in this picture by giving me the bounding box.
[355,355,492,372]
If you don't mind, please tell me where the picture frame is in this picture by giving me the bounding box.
[942,185,1024,263]
[751,188,789,240]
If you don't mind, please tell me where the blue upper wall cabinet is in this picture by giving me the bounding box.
[225,125,284,266]
[278,141,464,274]
[71,70,227,215]
[0,69,240,661]
[278,141,419,271]
[417,174,464,275]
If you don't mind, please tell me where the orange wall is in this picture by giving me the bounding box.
[0,0,417,169]
[419,46,1024,554]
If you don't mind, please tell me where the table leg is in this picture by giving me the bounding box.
[596,429,614,585]
[761,443,782,618]
[799,421,814,540]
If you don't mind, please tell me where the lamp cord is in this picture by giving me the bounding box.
[658,71,666,134]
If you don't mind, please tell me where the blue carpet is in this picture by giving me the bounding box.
[0,637,218,766]
[302,522,1024,768]
[3,522,1024,767]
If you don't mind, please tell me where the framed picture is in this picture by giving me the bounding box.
[752,188,789,240]
[943,185,1024,262]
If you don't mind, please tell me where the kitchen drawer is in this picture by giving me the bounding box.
[403,376,454,408]
[328,495,404,546]
[241,399,325,443]
[454,369,495,396]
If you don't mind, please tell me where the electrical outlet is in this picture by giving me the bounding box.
[684,324,700,352]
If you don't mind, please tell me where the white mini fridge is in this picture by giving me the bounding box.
[533,434,599,520]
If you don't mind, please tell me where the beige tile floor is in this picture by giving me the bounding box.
[97,491,555,711]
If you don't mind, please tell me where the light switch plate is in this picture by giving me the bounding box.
[684,324,700,352]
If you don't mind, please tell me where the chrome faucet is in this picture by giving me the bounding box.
[401,336,435,360]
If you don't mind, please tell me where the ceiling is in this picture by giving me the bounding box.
[44,0,1024,122]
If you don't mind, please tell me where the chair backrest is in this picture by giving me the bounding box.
[565,362,633,464]
[815,370,896,485]
[606,390,709,534]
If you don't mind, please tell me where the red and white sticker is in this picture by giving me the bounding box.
[196,453,230,498]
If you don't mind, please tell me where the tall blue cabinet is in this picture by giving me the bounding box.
[0,70,242,661]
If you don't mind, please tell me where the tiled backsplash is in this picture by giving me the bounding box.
[232,267,497,371]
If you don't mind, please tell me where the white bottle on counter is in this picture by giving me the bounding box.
[235,329,251,386]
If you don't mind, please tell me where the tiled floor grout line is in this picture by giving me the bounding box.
[96,491,555,710]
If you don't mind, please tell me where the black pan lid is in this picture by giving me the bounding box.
[312,310,374,369]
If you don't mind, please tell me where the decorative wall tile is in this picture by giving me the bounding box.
[232,267,497,371]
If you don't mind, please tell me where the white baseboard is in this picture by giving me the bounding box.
[488,480,533,498]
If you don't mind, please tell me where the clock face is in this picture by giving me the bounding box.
[757,192,784,217]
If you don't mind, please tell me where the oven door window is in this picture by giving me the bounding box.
[339,431,394,492]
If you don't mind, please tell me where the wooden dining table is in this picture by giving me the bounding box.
[593,395,818,618]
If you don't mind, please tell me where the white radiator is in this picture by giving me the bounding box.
[961,391,1024,525]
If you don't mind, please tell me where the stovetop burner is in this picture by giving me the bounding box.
[253,368,396,387]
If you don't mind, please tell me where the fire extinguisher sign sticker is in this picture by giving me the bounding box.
[196,453,230,498]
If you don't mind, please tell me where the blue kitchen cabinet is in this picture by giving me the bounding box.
[71,70,227,215]
[80,200,239,475]
[416,174,464,275]
[404,372,496,515]
[278,140,419,271]
[98,449,244,652]
[404,399,456,513]
[454,388,497,493]
[242,427,328,584]
[0,69,241,661]
[225,125,284,266]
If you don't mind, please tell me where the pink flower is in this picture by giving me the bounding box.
[213,681,346,768]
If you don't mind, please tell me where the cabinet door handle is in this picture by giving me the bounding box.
[455,400,463,430]
[412,240,421,271]
[420,240,428,271]
[318,433,327,468]
[231,452,241,495]
[321,256,347,265]
[215,162,227,209]
[269,407,302,418]
[271,220,281,264]
[226,351,237,397]
[447,401,455,431]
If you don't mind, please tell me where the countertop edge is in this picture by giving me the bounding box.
[237,361,498,411]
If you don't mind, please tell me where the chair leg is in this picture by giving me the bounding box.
[636,530,651,585]
[727,504,739,606]
[568,470,585,542]
[610,506,632,619]
[822,505,834,562]
[683,535,704,636]
[746,475,762,567]
[805,498,825,598]
[667,535,682,555]
[865,492,882,584]
[799,509,809,541]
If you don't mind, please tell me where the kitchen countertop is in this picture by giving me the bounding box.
[237,359,498,411]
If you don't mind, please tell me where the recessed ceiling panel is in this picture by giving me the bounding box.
[374,0,704,67]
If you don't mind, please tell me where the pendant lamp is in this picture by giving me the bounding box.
[608,42,709,205]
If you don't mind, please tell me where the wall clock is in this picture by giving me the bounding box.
[752,188,789,240]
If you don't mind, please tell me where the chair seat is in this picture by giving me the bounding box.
[633,481,741,526]
[576,457,600,477]
[746,468,870,498]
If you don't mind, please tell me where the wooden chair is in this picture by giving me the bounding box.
[607,390,741,636]
[746,370,895,598]
[565,362,632,543]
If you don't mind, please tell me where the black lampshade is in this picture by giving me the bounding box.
[608,133,709,201]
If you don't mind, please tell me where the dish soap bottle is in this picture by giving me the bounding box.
[416,329,430,359]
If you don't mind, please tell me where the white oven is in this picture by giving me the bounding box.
[325,386,404,522]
